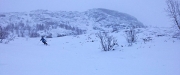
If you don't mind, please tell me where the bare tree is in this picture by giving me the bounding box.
[4,33,16,44]
[0,26,9,43]
[125,27,137,46]
[97,32,118,51]
[166,0,180,30]
[20,28,26,37]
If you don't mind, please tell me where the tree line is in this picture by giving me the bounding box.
[0,21,86,43]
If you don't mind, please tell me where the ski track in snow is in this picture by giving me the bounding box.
[0,28,180,75]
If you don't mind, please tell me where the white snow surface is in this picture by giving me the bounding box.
[0,27,180,75]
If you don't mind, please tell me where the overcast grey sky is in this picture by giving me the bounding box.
[0,0,171,27]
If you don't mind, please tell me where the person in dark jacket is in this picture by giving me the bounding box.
[40,36,48,45]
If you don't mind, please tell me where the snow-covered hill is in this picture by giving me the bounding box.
[0,8,144,36]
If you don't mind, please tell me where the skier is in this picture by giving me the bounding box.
[40,36,48,45]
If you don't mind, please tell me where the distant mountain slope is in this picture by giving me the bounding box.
[0,8,144,37]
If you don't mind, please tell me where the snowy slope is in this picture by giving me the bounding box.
[0,27,180,75]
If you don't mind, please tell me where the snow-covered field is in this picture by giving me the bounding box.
[0,27,180,75]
